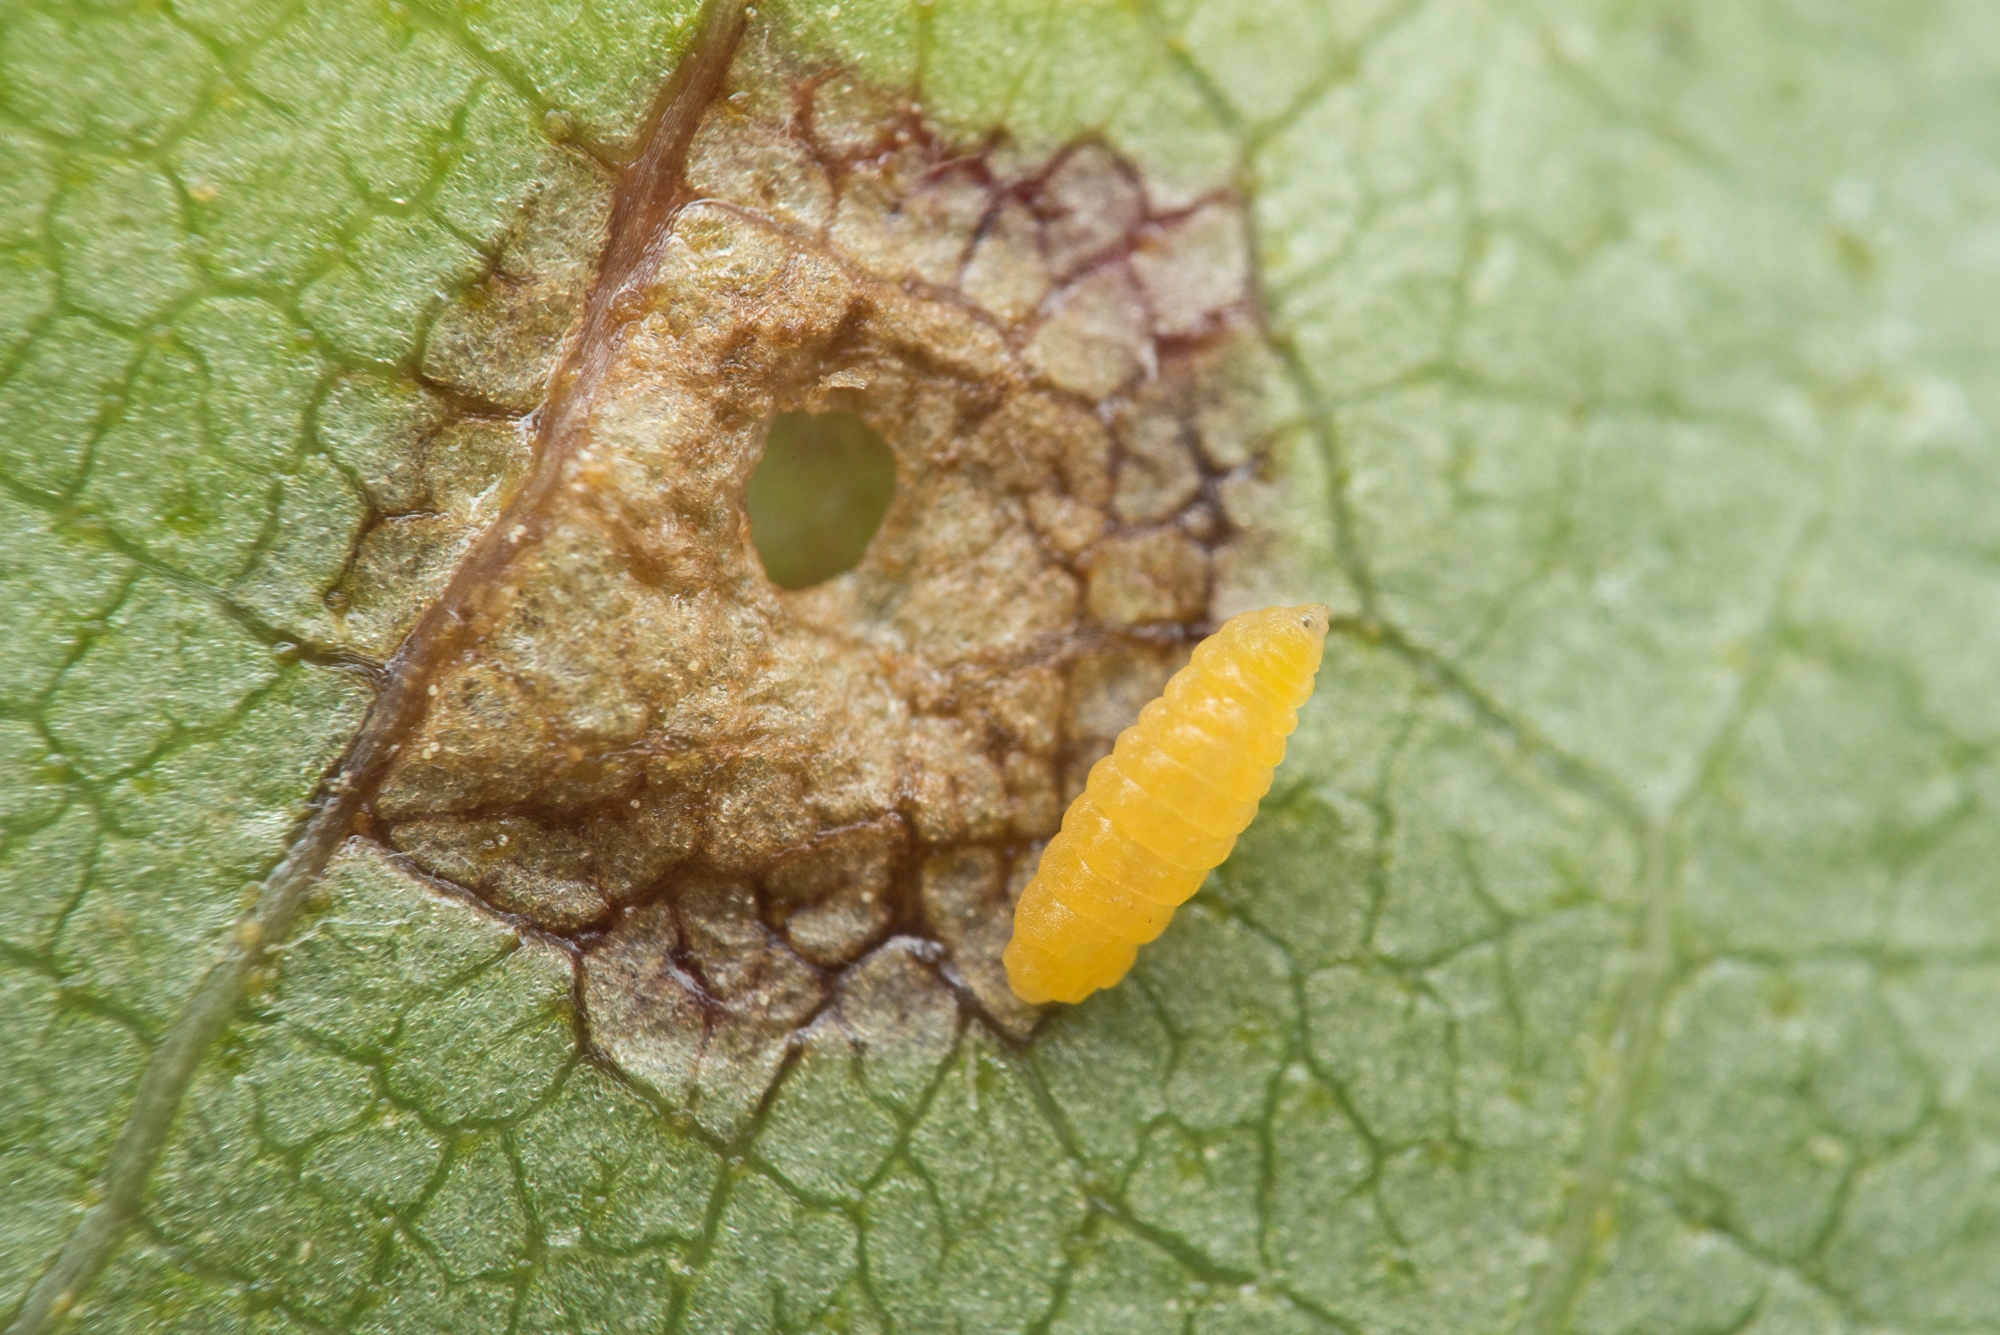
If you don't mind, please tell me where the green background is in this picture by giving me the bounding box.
[4,0,1999,1331]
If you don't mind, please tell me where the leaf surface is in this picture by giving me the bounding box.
[4,2,1999,1333]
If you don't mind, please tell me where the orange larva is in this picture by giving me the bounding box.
[1004,603,1332,1005]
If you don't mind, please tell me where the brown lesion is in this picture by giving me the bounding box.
[313,11,1301,1134]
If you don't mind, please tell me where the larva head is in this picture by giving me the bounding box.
[1288,601,1333,644]
[1203,603,1331,708]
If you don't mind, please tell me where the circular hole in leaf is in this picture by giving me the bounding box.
[746,409,898,590]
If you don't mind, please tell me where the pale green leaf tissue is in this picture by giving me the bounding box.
[4,1,1999,1331]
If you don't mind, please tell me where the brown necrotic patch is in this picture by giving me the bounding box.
[323,20,1295,1135]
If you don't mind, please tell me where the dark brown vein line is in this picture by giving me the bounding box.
[0,4,747,1331]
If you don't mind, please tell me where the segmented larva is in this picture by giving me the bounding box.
[1004,603,1332,1005]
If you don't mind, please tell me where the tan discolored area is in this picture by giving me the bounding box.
[338,32,1299,1129]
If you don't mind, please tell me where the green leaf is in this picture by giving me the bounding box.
[5,2,2000,1333]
